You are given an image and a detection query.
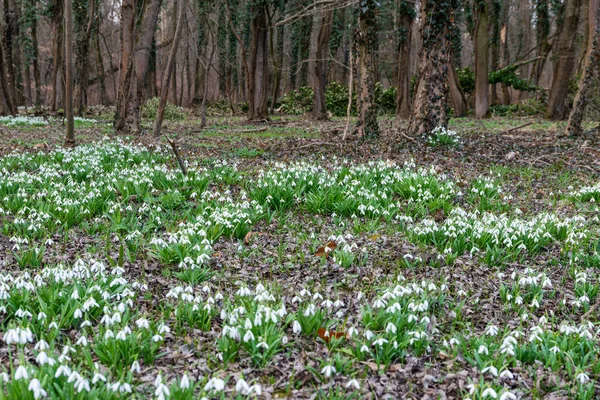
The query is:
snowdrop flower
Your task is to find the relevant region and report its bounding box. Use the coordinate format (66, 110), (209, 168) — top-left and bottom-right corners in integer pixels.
(55, 365), (71, 378)
(236, 379), (251, 395)
(130, 361), (140, 374)
(243, 331), (255, 342)
(346, 379), (360, 390)
(576, 372), (590, 384)
(482, 366), (498, 376)
(180, 374), (190, 389)
(204, 377), (225, 392)
(15, 366), (29, 381)
(28, 379), (47, 399)
(92, 372), (106, 384)
(154, 375), (170, 400)
(35, 351), (55, 366)
(499, 370), (514, 380)
(292, 320), (302, 334)
(477, 345), (489, 355)
(499, 392), (517, 400)
(481, 387), (498, 398)
(385, 322), (397, 334)
(35, 340), (49, 351)
(136, 318), (150, 329)
(321, 365), (336, 379)
(485, 325), (499, 336)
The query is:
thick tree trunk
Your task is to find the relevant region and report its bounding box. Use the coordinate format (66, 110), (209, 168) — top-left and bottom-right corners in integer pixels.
(565, 1), (600, 135)
(133, 0), (162, 123)
(0, 38), (16, 114)
(114, 0), (161, 133)
(65, 0), (75, 145)
(153, 0), (184, 137)
(114, 0), (136, 133)
(407, 0), (456, 137)
(546, 0), (583, 119)
(474, 0), (490, 119)
(395, 2), (414, 120)
(3, 0), (20, 107)
(312, 9), (334, 120)
(529, 0), (551, 86)
(353, 0), (379, 139)
(248, 5), (269, 121)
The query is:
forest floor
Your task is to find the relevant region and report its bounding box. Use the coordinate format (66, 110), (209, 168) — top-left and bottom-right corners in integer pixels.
(0, 114), (600, 400)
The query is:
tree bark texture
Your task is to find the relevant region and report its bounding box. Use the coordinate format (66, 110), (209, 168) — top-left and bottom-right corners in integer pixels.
(565, 2), (600, 135)
(475, 0), (490, 119)
(353, 0), (379, 139)
(407, 0), (456, 137)
(153, 0), (185, 137)
(312, 9), (334, 120)
(248, 5), (269, 121)
(395, 1), (414, 120)
(546, 0), (583, 119)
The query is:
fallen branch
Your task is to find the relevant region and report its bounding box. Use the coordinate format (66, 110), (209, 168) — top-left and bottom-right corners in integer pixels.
(500, 122), (534, 135)
(224, 126), (268, 134)
(166, 137), (187, 176)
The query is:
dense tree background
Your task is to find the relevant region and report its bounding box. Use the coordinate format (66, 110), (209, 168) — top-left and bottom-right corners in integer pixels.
(0, 0), (598, 136)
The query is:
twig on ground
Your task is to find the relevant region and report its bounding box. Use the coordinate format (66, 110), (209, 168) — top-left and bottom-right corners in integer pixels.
(500, 122), (534, 135)
(224, 126), (268, 134)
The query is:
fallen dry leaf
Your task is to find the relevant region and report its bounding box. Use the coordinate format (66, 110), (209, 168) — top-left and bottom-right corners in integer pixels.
(315, 241), (337, 257)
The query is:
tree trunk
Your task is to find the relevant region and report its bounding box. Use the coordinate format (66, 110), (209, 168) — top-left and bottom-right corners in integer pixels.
(169, 0), (178, 105)
(153, 0), (185, 137)
(546, 0), (583, 119)
(248, 5), (269, 121)
(200, 29), (216, 128)
(114, 0), (136, 133)
(474, 0), (490, 119)
(565, 1), (600, 135)
(133, 0), (162, 123)
(93, 10), (109, 106)
(114, 0), (162, 133)
(65, 0), (75, 145)
(529, 0), (551, 86)
(353, 0), (379, 139)
(270, 15), (284, 114)
(407, 0), (456, 137)
(50, 0), (64, 110)
(74, 0), (95, 115)
(312, 9), (334, 120)
(31, 7), (41, 107)
(500, 0), (511, 105)
(448, 55), (467, 117)
(0, 37), (16, 114)
(3, 0), (21, 107)
(490, 0), (501, 105)
(395, 1), (414, 120)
